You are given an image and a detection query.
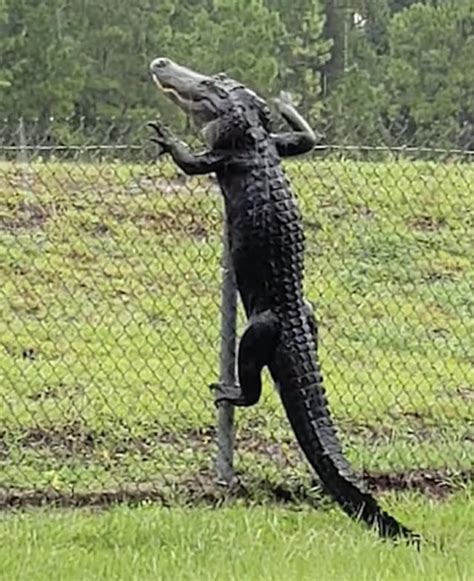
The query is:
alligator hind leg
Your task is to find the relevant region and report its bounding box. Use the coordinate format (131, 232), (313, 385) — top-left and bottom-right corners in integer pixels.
(214, 310), (279, 407)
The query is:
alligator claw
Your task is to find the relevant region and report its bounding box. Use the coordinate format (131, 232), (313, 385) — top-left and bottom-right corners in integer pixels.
(272, 90), (297, 112)
(147, 121), (175, 154)
(278, 90), (295, 105)
(209, 382), (246, 407)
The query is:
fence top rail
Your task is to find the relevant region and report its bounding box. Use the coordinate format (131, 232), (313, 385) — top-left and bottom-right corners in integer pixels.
(0, 144), (473, 157)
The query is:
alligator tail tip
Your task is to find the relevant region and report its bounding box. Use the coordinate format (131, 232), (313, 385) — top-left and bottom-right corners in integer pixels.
(374, 518), (423, 549)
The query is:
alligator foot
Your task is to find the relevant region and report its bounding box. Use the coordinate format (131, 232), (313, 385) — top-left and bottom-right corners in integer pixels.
(209, 382), (253, 407)
(148, 120), (176, 155)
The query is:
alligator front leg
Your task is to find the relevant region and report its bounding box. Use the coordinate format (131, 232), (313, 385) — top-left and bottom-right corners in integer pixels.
(213, 310), (279, 407)
(271, 91), (317, 157)
(149, 121), (226, 175)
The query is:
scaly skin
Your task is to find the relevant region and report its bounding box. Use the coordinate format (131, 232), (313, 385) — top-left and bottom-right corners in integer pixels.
(148, 58), (421, 545)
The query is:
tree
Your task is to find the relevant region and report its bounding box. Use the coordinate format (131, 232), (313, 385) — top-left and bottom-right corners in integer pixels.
(350, 0), (391, 53)
(385, 0), (473, 147)
(388, 0), (423, 12)
(321, 0), (390, 143)
(74, 0), (175, 121)
(0, 0), (471, 151)
(324, 68), (389, 145)
(170, 0), (283, 98)
(267, 0), (331, 115)
(322, 0), (351, 93)
(0, 0), (9, 89)
(0, 0), (85, 118)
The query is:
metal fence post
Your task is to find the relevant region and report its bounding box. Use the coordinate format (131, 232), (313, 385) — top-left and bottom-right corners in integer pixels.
(17, 117), (28, 164)
(17, 117), (30, 191)
(216, 218), (238, 484)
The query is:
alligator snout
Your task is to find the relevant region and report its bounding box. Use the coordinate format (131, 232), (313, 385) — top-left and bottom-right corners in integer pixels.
(149, 57), (225, 130)
(150, 58), (179, 92)
(150, 57), (171, 72)
(149, 58), (213, 96)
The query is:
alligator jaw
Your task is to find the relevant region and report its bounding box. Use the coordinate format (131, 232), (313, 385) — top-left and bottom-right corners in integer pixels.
(149, 58), (219, 129)
(152, 73), (188, 105)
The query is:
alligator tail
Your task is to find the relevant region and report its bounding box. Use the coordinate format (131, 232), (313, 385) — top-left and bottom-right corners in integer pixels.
(279, 365), (422, 545)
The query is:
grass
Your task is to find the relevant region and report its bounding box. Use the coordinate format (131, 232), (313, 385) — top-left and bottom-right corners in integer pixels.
(0, 488), (473, 580)
(0, 156), (473, 496)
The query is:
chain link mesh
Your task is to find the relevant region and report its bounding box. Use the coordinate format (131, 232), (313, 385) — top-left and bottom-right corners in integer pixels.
(0, 118), (472, 506)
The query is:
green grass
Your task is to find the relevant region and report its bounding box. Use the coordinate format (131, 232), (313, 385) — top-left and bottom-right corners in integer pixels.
(0, 157), (473, 495)
(0, 488), (473, 580)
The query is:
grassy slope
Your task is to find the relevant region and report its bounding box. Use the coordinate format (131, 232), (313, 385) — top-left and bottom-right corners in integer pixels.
(0, 158), (473, 493)
(0, 489), (473, 581)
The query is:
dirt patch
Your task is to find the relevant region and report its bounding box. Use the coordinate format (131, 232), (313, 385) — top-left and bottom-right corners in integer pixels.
(364, 468), (473, 499)
(126, 176), (188, 196)
(0, 487), (169, 511)
(351, 203), (375, 219)
(135, 210), (210, 240)
(316, 202), (375, 223)
(2, 416), (470, 465)
(0, 201), (49, 231)
(302, 218), (323, 232)
(423, 269), (462, 283)
(410, 214), (447, 232)
(0, 473), (324, 511)
(106, 205), (213, 240)
(1, 419), (471, 510)
(3, 424), (99, 460)
(126, 175), (219, 197)
(436, 386), (474, 402)
(0, 467), (471, 511)
(0, 423), (216, 464)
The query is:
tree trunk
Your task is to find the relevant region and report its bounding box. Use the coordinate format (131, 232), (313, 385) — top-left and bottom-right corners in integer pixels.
(323, 0), (350, 94)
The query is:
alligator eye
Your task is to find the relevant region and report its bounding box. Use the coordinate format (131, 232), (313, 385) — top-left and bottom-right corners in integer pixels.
(201, 79), (214, 87)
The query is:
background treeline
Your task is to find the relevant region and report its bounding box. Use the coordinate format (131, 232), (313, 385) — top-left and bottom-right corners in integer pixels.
(0, 0), (472, 148)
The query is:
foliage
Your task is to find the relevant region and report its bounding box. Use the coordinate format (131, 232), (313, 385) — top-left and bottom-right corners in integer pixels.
(73, 0), (176, 122)
(385, 0), (474, 148)
(267, 0), (331, 114)
(0, 0), (85, 118)
(323, 0), (473, 147)
(170, 0), (283, 96)
(0, 0), (472, 148)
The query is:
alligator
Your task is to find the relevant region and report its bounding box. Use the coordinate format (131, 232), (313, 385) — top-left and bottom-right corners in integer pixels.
(148, 57), (421, 545)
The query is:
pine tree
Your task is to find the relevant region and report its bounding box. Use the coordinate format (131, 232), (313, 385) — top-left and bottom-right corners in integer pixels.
(74, 0), (175, 121)
(0, 0), (85, 118)
(386, 0), (473, 147)
(267, 0), (331, 115)
(171, 0), (283, 97)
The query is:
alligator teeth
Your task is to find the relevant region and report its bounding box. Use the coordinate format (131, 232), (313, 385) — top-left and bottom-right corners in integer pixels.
(152, 74), (177, 96)
(152, 74), (162, 89)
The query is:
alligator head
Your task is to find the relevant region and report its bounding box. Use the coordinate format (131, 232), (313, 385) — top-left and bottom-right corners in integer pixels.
(150, 58), (271, 147)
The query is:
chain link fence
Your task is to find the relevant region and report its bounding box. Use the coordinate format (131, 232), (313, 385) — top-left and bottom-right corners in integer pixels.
(0, 118), (473, 507)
